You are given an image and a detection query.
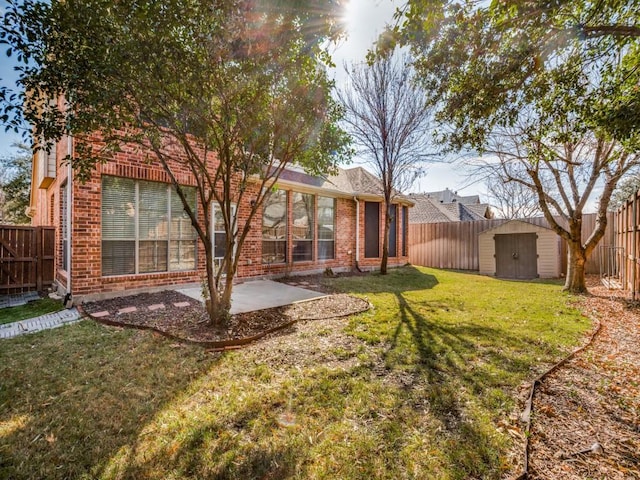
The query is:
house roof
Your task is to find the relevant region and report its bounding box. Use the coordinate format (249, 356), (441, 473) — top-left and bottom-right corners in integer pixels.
(277, 166), (413, 205)
(409, 194), (491, 223)
(322, 167), (384, 196)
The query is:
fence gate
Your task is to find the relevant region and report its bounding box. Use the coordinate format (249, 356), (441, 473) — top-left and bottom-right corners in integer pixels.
(0, 226), (55, 294)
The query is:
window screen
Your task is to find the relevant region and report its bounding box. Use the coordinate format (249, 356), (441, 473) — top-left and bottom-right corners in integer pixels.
(101, 176), (197, 276)
(102, 177), (136, 275)
(317, 196), (335, 260)
(292, 192), (314, 262)
(170, 188), (197, 271)
(262, 189), (287, 264)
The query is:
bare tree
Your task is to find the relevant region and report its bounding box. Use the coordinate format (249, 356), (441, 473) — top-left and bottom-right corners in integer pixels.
(338, 53), (433, 274)
(609, 174), (640, 211)
(483, 120), (640, 293)
(485, 170), (542, 219)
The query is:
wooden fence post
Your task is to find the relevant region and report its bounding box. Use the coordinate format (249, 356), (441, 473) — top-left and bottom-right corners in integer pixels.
(36, 226), (43, 291)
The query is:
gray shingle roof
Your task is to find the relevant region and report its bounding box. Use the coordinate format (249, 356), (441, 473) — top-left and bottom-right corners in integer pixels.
(415, 188), (480, 205)
(409, 194), (491, 224)
(321, 166), (385, 196)
(277, 165), (412, 204)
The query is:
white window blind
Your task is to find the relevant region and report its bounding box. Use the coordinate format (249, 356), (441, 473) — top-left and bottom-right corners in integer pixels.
(102, 177), (136, 275)
(101, 176), (197, 276)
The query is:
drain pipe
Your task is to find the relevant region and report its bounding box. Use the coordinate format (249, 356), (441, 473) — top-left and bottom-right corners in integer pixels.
(354, 196), (362, 272)
(65, 133), (73, 307)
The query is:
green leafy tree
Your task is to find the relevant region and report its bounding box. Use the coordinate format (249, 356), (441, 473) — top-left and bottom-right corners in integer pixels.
(0, 0), (350, 324)
(0, 144), (31, 225)
(391, 0), (640, 292)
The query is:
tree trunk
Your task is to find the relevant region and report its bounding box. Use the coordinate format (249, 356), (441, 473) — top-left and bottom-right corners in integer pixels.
(380, 201), (390, 275)
(564, 242), (588, 293)
(204, 249), (231, 327)
(221, 268), (234, 314)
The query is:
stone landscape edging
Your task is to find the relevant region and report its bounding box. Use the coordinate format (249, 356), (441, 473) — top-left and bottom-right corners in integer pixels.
(79, 296), (371, 351)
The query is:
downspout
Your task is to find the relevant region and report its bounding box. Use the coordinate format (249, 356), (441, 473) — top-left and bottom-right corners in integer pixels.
(65, 134), (73, 307)
(354, 196), (362, 272)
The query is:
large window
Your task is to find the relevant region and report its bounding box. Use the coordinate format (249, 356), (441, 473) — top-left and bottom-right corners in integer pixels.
(317, 196), (335, 260)
(292, 192), (314, 262)
(262, 189), (287, 264)
(101, 176), (197, 276)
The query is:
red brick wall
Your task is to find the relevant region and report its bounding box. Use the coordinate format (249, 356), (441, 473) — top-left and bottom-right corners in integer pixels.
(33, 134), (409, 299)
(355, 200), (409, 271)
(30, 133), (72, 289)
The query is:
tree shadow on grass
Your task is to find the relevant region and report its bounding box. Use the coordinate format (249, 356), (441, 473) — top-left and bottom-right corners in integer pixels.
(0, 322), (222, 480)
(382, 292), (538, 479)
(327, 265), (439, 295)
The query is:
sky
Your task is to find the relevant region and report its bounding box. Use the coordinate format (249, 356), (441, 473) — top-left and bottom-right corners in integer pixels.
(0, 0), (483, 200)
(0, 1), (26, 157)
(329, 0), (482, 198)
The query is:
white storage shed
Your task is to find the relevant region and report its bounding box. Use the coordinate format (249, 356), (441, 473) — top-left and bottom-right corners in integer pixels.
(478, 220), (561, 279)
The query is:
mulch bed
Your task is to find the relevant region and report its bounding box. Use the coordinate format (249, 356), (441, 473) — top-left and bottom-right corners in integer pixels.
(511, 277), (640, 479)
(82, 290), (370, 348)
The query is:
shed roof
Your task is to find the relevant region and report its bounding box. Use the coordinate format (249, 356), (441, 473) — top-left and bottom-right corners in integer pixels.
(478, 219), (556, 236)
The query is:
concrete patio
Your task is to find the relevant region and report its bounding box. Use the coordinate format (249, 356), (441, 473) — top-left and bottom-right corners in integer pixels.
(178, 279), (326, 314)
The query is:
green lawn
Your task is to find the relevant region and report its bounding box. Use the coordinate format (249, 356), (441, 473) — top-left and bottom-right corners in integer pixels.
(0, 267), (591, 479)
(0, 297), (64, 325)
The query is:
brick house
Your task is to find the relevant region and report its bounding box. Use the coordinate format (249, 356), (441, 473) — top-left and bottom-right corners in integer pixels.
(28, 135), (412, 303)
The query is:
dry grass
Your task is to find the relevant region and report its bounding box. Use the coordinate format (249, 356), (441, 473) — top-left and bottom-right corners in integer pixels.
(0, 266), (592, 479)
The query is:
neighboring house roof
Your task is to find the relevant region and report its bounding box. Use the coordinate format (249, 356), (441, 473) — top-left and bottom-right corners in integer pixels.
(409, 193), (491, 224)
(465, 203), (492, 218)
(420, 188), (481, 205)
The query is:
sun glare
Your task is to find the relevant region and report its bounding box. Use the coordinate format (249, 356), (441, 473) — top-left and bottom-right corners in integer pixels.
(341, 0), (358, 37)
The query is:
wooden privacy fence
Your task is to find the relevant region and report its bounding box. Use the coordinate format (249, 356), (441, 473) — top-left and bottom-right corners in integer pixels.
(616, 192), (640, 298)
(0, 225), (55, 294)
(409, 213), (615, 276)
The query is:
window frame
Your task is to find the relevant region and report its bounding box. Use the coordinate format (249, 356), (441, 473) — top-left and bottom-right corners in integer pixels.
(101, 176), (197, 277)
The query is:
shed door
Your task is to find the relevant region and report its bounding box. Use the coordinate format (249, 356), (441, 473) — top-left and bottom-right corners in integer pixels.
(495, 233), (538, 279)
